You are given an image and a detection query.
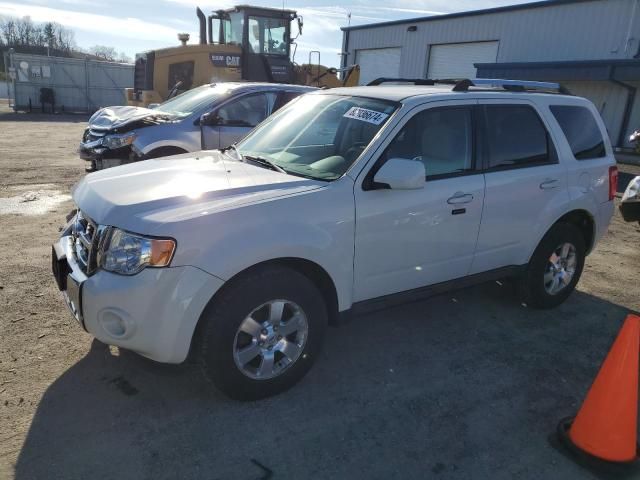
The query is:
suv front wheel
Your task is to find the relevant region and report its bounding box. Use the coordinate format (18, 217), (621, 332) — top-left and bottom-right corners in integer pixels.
(520, 223), (586, 309)
(198, 265), (328, 400)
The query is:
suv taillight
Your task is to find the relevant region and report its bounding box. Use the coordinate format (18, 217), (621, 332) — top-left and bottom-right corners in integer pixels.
(609, 166), (618, 201)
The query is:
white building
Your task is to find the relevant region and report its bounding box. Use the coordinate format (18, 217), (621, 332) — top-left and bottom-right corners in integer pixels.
(341, 0), (640, 148)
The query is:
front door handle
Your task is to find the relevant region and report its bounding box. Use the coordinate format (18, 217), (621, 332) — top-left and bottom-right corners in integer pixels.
(447, 192), (474, 205)
(540, 179), (559, 190)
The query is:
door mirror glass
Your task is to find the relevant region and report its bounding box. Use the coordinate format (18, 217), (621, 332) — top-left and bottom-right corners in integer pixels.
(373, 158), (425, 190)
(147, 103), (160, 110)
(200, 111), (220, 126)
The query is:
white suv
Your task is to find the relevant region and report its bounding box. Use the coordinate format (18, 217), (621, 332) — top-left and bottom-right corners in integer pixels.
(52, 79), (617, 400)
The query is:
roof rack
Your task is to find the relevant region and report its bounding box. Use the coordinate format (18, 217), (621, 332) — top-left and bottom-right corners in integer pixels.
(367, 78), (453, 86)
(367, 77), (572, 95)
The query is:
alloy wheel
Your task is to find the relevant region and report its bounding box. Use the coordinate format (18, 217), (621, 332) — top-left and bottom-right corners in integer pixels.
(233, 299), (309, 380)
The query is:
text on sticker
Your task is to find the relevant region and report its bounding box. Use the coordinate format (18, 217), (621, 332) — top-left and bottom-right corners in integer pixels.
(343, 107), (389, 125)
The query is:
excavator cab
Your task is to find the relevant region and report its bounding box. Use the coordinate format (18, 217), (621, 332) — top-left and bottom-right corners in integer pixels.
(202, 5), (300, 83)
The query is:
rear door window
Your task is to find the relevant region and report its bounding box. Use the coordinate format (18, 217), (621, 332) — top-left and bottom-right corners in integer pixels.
(550, 105), (606, 159)
(482, 105), (553, 170)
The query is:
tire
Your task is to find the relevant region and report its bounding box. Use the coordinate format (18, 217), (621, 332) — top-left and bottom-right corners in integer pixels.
(520, 222), (586, 309)
(198, 265), (328, 401)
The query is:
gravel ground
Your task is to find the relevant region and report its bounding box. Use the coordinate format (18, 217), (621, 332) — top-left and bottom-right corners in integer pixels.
(0, 104), (639, 480)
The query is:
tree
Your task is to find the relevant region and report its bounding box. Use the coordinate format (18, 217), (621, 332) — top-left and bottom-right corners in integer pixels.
(56, 23), (75, 52)
(0, 16), (75, 52)
(89, 45), (117, 61)
(0, 17), (18, 46)
(43, 22), (56, 50)
(116, 51), (132, 63)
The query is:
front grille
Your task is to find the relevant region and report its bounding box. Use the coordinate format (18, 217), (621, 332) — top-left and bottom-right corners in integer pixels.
(71, 211), (105, 275)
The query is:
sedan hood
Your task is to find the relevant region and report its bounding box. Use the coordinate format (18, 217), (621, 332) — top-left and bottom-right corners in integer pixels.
(89, 105), (175, 131)
(73, 151), (324, 234)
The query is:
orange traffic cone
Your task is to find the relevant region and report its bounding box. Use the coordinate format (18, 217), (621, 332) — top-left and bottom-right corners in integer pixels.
(558, 314), (640, 464)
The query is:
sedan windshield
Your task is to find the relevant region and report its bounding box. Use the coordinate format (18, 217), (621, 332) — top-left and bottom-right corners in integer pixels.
(236, 94), (398, 180)
(157, 84), (228, 118)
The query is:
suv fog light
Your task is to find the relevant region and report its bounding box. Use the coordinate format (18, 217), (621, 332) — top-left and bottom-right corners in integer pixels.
(99, 309), (132, 339)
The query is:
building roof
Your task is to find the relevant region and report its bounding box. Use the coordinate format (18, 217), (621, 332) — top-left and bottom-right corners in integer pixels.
(341, 0), (602, 32)
(475, 59), (640, 81)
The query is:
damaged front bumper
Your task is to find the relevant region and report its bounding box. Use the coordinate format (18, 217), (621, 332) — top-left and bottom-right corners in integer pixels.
(78, 140), (140, 170)
(79, 127), (142, 169)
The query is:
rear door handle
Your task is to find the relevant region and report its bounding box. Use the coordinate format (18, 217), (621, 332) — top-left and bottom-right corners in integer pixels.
(447, 192), (474, 205)
(540, 179), (559, 190)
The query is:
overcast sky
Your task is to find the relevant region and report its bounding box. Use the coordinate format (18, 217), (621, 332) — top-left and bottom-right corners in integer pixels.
(1, 0), (535, 66)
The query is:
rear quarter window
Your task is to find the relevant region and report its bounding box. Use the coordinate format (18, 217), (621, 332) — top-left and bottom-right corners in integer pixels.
(550, 105), (606, 160)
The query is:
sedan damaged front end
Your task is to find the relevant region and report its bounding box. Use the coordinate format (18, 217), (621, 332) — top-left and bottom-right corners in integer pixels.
(79, 106), (175, 170)
(79, 128), (140, 170)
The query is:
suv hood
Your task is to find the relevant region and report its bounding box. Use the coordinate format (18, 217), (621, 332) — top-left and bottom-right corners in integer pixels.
(88, 105), (176, 132)
(73, 151), (324, 233)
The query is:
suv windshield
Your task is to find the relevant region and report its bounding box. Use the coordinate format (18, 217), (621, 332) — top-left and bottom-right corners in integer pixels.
(157, 85), (228, 118)
(236, 94), (398, 180)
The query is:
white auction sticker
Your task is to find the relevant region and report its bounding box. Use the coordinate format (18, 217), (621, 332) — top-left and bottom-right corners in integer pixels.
(343, 107), (389, 125)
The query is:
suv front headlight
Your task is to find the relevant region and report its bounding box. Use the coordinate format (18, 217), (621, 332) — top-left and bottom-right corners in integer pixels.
(103, 132), (136, 150)
(99, 228), (176, 275)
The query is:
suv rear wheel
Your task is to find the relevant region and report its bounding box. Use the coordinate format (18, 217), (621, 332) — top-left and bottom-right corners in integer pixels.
(198, 265), (327, 400)
(520, 223), (586, 309)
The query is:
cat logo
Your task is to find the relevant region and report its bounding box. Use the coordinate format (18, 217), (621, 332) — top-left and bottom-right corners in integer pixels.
(210, 54), (241, 68)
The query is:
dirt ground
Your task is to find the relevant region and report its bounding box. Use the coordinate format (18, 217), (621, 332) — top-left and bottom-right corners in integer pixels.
(0, 102), (639, 480)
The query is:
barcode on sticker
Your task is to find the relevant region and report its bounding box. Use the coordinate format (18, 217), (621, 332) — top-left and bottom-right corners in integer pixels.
(343, 107), (389, 125)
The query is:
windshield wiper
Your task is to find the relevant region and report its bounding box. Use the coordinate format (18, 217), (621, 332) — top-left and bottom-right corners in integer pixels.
(243, 154), (287, 174)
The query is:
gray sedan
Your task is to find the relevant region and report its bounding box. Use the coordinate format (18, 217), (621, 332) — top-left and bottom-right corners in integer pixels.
(79, 82), (316, 170)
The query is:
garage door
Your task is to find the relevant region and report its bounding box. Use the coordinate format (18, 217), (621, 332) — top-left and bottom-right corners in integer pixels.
(356, 48), (401, 85)
(427, 41), (499, 80)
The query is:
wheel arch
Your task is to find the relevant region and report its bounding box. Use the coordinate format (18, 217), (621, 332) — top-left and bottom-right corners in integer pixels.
(145, 145), (189, 159)
(187, 257), (340, 362)
(529, 209), (596, 262)
(554, 209), (596, 253)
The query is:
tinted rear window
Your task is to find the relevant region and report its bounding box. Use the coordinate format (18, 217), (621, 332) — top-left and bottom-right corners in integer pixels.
(483, 105), (551, 169)
(550, 105), (606, 160)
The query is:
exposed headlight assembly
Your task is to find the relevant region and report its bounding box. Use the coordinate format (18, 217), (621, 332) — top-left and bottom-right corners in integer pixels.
(622, 176), (640, 203)
(103, 132), (136, 150)
(99, 228), (176, 275)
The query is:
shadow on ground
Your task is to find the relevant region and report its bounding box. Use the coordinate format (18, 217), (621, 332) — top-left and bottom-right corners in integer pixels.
(13, 284), (637, 480)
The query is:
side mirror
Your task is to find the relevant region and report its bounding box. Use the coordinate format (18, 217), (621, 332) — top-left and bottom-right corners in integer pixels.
(373, 158), (425, 190)
(147, 103), (160, 109)
(199, 111), (219, 126)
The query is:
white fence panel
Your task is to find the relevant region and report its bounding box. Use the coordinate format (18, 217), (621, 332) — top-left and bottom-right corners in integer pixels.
(7, 52), (133, 112)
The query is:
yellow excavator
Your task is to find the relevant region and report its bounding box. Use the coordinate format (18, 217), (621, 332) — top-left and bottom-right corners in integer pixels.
(126, 5), (360, 107)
